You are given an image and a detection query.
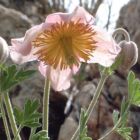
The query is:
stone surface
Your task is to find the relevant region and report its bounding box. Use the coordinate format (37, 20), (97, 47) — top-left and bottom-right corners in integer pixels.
(116, 0), (140, 65)
(0, 5), (32, 43)
(0, 0), (66, 24)
(58, 117), (78, 140)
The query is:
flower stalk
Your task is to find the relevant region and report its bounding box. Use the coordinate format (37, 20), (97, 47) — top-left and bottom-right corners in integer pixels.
(42, 77), (51, 138)
(71, 68), (109, 140)
(3, 92), (21, 140)
(0, 95), (11, 140)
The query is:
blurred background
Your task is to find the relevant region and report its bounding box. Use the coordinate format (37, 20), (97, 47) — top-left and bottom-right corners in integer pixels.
(0, 0), (140, 140)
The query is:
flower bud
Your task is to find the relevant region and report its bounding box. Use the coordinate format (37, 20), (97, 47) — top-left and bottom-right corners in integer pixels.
(118, 40), (138, 70)
(0, 37), (9, 64)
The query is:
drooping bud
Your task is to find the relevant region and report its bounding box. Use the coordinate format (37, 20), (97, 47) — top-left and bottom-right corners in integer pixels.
(118, 40), (138, 70)
(0, 37), (9, 64)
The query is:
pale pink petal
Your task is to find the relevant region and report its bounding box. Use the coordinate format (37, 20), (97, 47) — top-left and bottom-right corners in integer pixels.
(88, 27), (121, 67)
(43, 13), (70, 30)
(10, 47), (37, 64)
(38, 62), (80, 91)
(44, 6), (94, 27)
(38, 62), (48, 77)
(72, 64), (81, 74)
(45, 12), (70, 24)
(49, 68), (72, 91)
(11, 23), (44, 56)
(69, 6), (95, 24)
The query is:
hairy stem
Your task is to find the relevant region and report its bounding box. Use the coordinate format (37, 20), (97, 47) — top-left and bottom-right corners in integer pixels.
(3, 92), (21, 140)
(0, 95), (11, 140)
(42, 77), (51, 138)
(71, 68), (109, 140)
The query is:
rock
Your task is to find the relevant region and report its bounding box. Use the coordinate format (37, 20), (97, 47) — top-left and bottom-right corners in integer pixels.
(58, 117), (78, 140)
(0, 0), (66, 24)
(116, 0), (140, 65)
(74, 82), (96, 109)
(107, 75), (127, 98)
(0, 5), (32, 43)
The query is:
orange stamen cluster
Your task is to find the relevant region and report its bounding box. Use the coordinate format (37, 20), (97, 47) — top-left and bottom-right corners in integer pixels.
(33, 21), (96, 69)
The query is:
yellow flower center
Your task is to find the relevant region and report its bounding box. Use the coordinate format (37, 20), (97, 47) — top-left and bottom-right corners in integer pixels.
(33, 21), (96, 69)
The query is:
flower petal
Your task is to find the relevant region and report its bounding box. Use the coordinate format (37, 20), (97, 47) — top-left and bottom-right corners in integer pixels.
(88, 27), (121, 67)
(45, 12), (70, 24)
(38, 62), (80, 91)
(11, 23), (44, 56)
(10, 46), (37, 64)
(70, 6), (95, 24)
(44, 6), (95, 26)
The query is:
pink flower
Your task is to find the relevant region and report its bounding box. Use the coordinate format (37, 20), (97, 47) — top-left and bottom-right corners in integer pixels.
(10, 7), (121, 91)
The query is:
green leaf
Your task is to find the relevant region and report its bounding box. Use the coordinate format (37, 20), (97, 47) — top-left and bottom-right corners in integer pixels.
(110, 54), (123, 71)
(127, 71), (135, 95)
(0, 64), (36, 91)
(78, 108), (92, 140)
(14, 107), (24, 124)
(15, 69), (36, 82)
(30, 130), (49, 140)
(14, 99), (41, 128)
(120, 98), (129, 117)
(127, 71), (140, 106)
(131, 79), (140, 106)
(24, 122), (41, 128)
(116, 127), (133, 140)
(112, 110), (119, 125)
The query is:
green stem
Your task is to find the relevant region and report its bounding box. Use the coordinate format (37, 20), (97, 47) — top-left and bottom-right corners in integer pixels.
(0, 95), (11, 140)
(71, 68), (109, 140)
(29, 127), (37, 140)
(3, 92), (21, 140)
(42, 77), (51, 137)
(14, 125), (22, 140)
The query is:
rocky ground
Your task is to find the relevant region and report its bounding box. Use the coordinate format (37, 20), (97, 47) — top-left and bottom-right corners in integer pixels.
(0, 0), (140, 140)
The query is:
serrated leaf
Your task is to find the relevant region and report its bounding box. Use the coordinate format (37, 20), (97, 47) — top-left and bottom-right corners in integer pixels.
(24, 99), (32, 116)
(14, 107), (24, 124)
(116, 127), (133, 140)
(30, 130), (49, 140)
(24, 122), (41, 128)
(83, 138), (92, 140)
(127, 71), (135, 94)
(78, 108), (92, 140)
(127, 71), (140, 106)
(29, 113), (42, 120)
(120, 98), (129, 117)
(131, 79), (140, 106)
(31, 100), (40, 113)
(14, 99), (41, 128)
(15, 70), (36, 79)
(0, 64), (36, 91)
(112, 110), (119, 125)
(110, 54), (123, 71)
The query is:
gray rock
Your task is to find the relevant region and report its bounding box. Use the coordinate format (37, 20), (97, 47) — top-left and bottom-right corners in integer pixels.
(58, 117), (78, 140)
(116, 0), (140, 65)
(75, 82), (96, 109)
(107, 75), (127, 98)
(0, 5), (32, 43)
